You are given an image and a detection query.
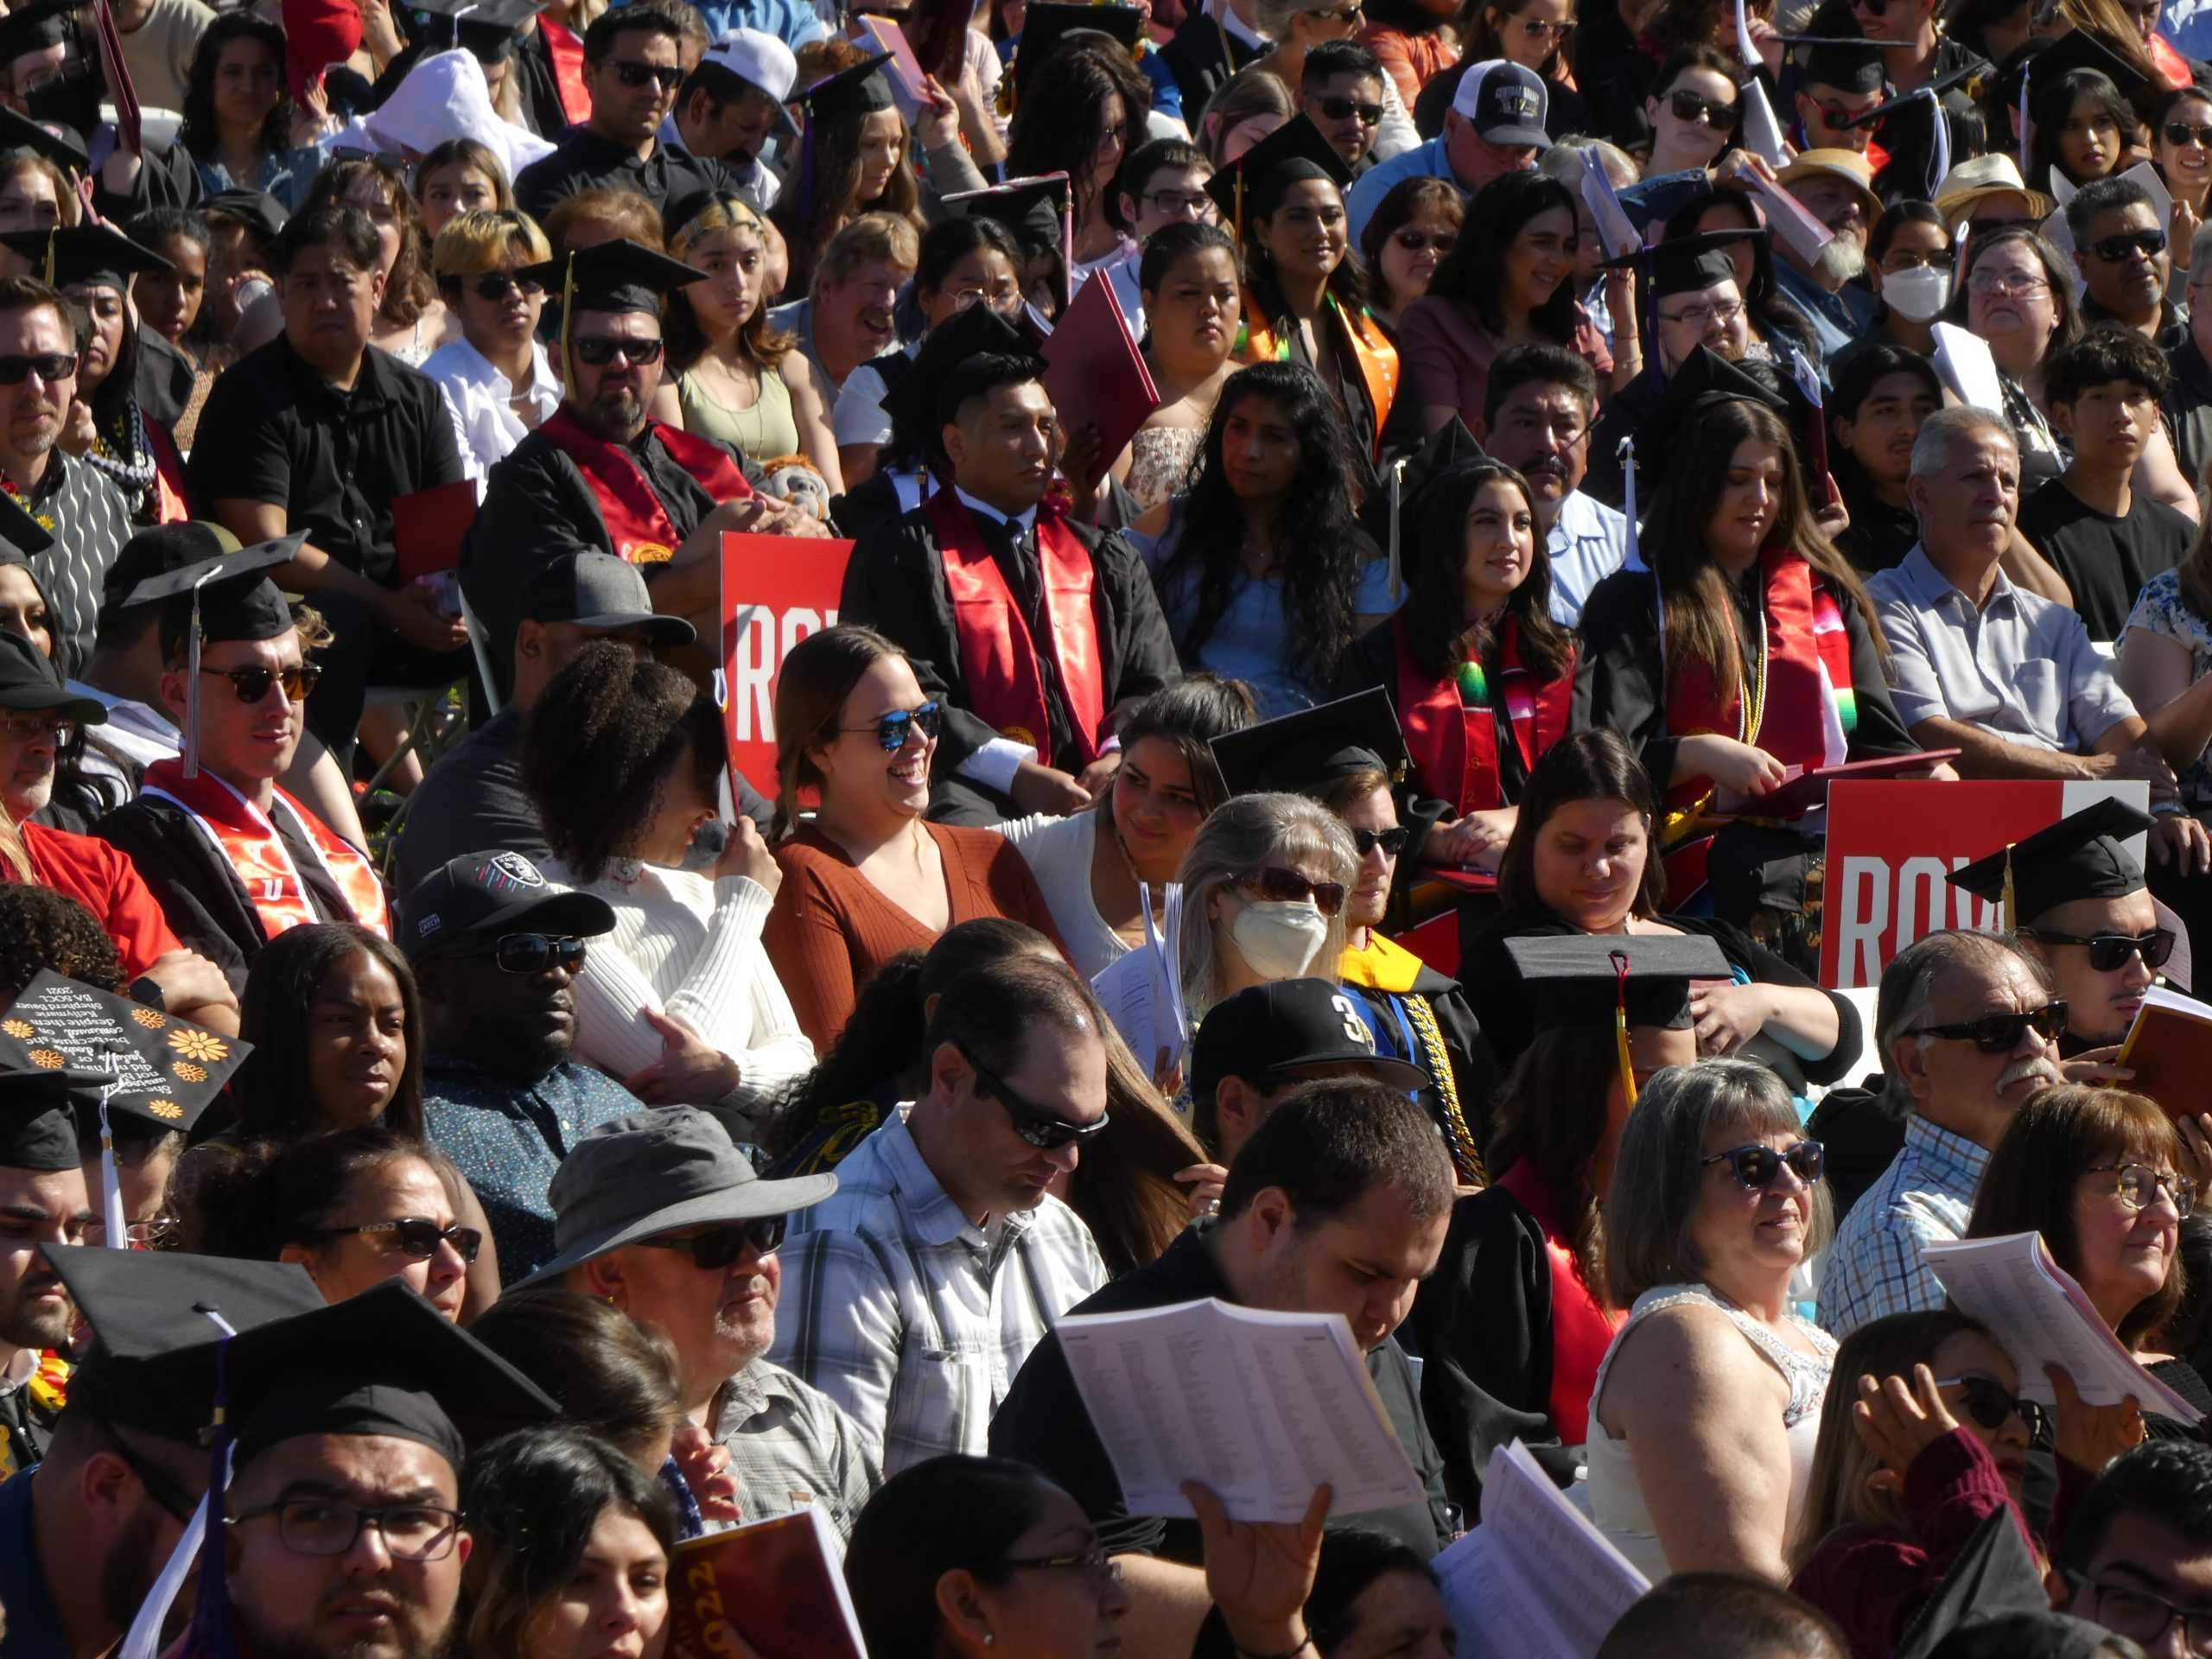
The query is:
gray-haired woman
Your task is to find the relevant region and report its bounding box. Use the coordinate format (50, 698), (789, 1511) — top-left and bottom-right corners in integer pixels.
(1586, 1059), (1838, 1585)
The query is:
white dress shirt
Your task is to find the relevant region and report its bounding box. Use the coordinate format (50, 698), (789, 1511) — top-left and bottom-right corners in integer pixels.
(423, 334), (563, 490)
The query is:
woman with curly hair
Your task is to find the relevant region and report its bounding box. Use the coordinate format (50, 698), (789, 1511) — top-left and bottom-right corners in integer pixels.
(179, 13), (328, 210)
(522, 641), (813, 1117)
(666, 194), (842, 489)
(0, 883), (124, 1001)
(299, 156), (448, 365)
(1147, 361), (1392, 717)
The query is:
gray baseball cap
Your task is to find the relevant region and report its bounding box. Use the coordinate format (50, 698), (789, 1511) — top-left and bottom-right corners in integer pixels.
(519, 552), (696, 645)
(520, 1107), (837, 1286)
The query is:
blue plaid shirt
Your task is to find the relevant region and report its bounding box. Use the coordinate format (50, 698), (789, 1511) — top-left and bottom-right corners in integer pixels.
(1818, 1116), (1990, 1338)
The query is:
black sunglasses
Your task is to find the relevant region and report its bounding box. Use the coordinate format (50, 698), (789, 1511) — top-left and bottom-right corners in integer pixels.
(198, 663), (320, 703)
(840, 701), (942, 753)
(2020, 926), (2177, 973)
(1391, 229), (1453, 253)
(458, 270), (545, 302)
(1703, 1139), (1825, 1189)
(2168, 120), (2212, 147)
(611, 59), (683, 91)
(1351, 825), (1412, 858)
(1233, 865), (1348, 917)
(1817, 103), (1885, 134)
(1315, 94), (1383, 124)
(0, 350), (74, 384)
(467, 932), (588, 974)
(572, 334), (665, 366)
(635, 1217), (786, 1268)
(960, 1044), (1109, 1151)
(1934, 1374), (2049, 1441)
(2088, 227), (2167, 262)
(1669, 88), (1738, 124)
(1913, 1001), (2069, 1053)
(315, 1217), (484, 1263)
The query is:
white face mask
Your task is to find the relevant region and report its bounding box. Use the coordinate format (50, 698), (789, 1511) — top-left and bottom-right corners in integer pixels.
(1229, 900), (1331, 980)
(1883, 264), (1951, 321)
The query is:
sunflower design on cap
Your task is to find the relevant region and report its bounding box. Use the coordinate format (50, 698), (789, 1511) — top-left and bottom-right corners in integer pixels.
(27, 1049), (62, 1069)
(130, 1007), (167, 1029)
(148, 1100), (183, 1121)
(167, 1029), (228, 1065)
(172, 1061), (207, 1084)
(0, 1020), (31, 1040)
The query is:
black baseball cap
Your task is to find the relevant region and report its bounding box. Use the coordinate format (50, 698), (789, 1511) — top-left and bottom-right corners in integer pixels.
(519, 552), (696, 645)
(1452, 59), (1550, 149)
(0, 627), (102, 721)
(1191, 977), (1427, 1103)
(398, 849), (617, 963)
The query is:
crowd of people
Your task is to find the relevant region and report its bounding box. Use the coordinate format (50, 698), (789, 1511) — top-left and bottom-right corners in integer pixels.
(3, 0), (2212, 1650)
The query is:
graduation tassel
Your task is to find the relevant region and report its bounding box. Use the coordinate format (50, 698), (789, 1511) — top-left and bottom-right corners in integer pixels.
(2017, 61), (2031, 178)
(1618, 432), (1638, 573)
(121, 1305), (239, 1659)
(1917, 86), (1950, 202)
(96, 1052), (124, 1251)
(1386, 458), (1406, 605)
(558, 249), (577, 404)
(1999, 842), (2017, 934)
(1611, 948), (1637, 1106)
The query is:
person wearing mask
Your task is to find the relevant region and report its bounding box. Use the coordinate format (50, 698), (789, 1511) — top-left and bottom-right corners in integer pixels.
(1863, 201), (1952, 357)
(1769, 149), (1883, 367)
(668, 28), (799, 211)
(1817, 930), (2066, 1337)
(770, 957), (1111, 1475)
(1345, 59), (1550, 244)
(1828, 345), (1942, 575)
(2059, 1440), (2212, 1651)
(528, 1107), (881, 1540)
(1469, 344), (1625, 626)
(421, 207), (561, 485)
(1114, 221), (1241, 513)
(765, 211), (918, 397)
(2070, 175), (2186, 346)
(992, 1078), (1456, 1657)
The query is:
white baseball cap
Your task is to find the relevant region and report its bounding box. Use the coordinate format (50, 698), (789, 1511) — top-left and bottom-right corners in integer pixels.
(702, 28), (800, 135)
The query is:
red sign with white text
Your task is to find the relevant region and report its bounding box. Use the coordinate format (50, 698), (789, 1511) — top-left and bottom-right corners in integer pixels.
(1818, 779), (2151, 988)
(720, 532), (854, 802)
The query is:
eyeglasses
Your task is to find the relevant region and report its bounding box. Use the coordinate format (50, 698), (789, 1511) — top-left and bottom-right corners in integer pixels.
(1232, 865), (1347, 917)
(1702, 1139), (1825, 1190)
(1391, 229), (1454, 253)
(313, 1217), (484, 1263)
(572, 334), (665, 366)
(2065, 1574), (2212, 1655)
(2087, 227), (2168, 262)
(840, 700), (941, 753)
(1932, 1374), (2050, 1442)
(1657, 296), (1745, 329)
(959, 1043), (1110, 1151)
(231, 1498), (464, 1561)
(1142, 189), (1216, 216)
(1814, 104), (1884, 134)
(1351, 825), (1411, 858)
(0, 351), (75, 384)
(1315, 94), (1383, 124)
(2167, 121), (2212, 147)
(1911, 1001), (2069, 1053)
(2019, 926), (2177, 973)
(610, 59), (683, 91)
(0, 709), (72, 741)
(997, 1550), (1125, 1596)
(198, 664), (320, 703)
(1967, 270), (2051, 297)
(634, 1216), (787, 1268)
(461, 270), (545, 302)
(2087, 1161), (2199, 1219)
(1669, 88), (1738, 125)
(467, 932), (588, 974)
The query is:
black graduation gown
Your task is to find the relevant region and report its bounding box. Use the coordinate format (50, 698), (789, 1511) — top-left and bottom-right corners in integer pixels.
(837, 499), (1181, 791)
(1159, 10), (1262, 125)
(96, 793), (353, 991)
(1580, 365), (1663, 511)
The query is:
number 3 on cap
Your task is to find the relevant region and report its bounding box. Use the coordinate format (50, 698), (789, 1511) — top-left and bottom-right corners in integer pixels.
(1331, 994), (1373, 1048)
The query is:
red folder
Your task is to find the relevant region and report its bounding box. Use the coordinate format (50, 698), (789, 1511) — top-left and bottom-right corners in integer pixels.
(1753, 748), (1964, 819)
(664, 1508), (865, 1659)
(92, 0), (140, 155)
(1041, 272), (1160, 469)
(392, 480), (480, 583)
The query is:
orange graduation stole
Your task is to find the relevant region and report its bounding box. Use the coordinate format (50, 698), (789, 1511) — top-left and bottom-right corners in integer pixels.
(143, 760), (390, 941)
(542, 408), (753, 564)
(1495, 1159), (1621, 1446)
(1395, 611), (1573, 817)
(925, 489), (1109, 765)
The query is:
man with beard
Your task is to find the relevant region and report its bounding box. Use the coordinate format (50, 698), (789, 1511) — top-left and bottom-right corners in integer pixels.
(1769, 149), (1882, 368)
(461, 238), (818, 676)
(1818, 930), (2066, 1337)
(666, 29), (798, 213)
(1470, 344), (1627, 629)
(2069, 175), (2185, 349)
(0, 1066), (97, 1478)
(529, 1107), (880, 1539)
(404, 849), (639, 1283)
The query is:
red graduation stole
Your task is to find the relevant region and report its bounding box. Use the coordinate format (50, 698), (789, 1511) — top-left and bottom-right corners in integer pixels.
(1662, 546), (1853, 812)
(925, 489), (1108, 766)
(536, 13), (592, 125)
(142, 760), (390, 941)
(1394, 610), (1573, 817)
(541, 408), (753, 564)
(1495, 1159), (1621, 1446)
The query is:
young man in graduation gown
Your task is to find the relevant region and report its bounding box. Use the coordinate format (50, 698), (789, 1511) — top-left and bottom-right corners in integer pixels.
(94, 543), (390, 992)
(838, 307), (1179, 824)
(461, 237), (819, 673)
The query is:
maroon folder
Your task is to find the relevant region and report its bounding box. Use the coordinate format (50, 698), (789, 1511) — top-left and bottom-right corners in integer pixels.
(1041, 272), (1160, 469)
(392, 480), (480, 583)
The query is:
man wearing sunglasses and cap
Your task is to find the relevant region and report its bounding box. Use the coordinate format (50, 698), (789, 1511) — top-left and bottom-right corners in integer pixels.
(528, 1107), (880, 1540)
(770, 956), (1109, 1478)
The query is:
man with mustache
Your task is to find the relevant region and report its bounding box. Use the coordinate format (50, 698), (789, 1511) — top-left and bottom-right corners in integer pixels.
(1819, 929), (2066, 1336)
(1471, 342), (1626, 628)
(1769, 149), (1882, 368)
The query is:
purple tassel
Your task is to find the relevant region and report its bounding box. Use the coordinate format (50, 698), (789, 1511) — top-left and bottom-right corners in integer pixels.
(185, 1309), (238, 1659)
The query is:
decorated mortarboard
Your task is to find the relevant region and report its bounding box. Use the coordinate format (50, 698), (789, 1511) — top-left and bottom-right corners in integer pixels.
(2026, 23), (2154, 105)
(0, 221), (168, 289)
(791, 49), (895, 119)
(1204, 114), (1354, 239)
(1209, 688), (1408, 798)
(0, 0), (78, 64)
(397, 0), (548, 60)
(1504, 930), (1733, 1103)
(0, 103), (84, 173)
(1892, 1508), (2056, 1659)
(201, 188), (288, 244)
(881, 300), (1041, 465)
(1946, 795), (2154, 929)
(1014, 2), (1143, 103)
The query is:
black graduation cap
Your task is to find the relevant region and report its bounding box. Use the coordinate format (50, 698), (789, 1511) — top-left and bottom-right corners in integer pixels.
(882, 300), (1041, 465)
(398, 0), (546, 61)
(1785, 33), (1891, 95)
(1209, 688), (1407, 798)
(1893, 1507), (2056, 1659)
(1014, 2), (1143, 103)
(1361, 415), (1485, 567)
(0, 104), (84, 174)
(1205, 114), (1353, 238)
(1505, 931), (1732, 1103)
(0, 1065), (102, 1170)
(0, 222), (168, 291)
(100, 520), (238, 620)
(791, 50), (895, 120)
(518, 236), (702, 319)
(120, 533), (305, 777)
(0, 625), (100, 719)
(1627, 226), (1768, 298)
(951, 173), (1072, 264)
(1638, 345), (1791, 474)
(201, 188), (288, 245)
(1946, 796), (2153, 929)
(1848, 60), (1984, 130)
(0, 0), (77, 65)
(0, 969), (251, 1141)
(2027, 24), (2154, 106)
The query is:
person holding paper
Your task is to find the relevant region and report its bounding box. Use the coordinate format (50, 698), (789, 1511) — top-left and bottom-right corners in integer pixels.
(1586, 1059), (1839, 1584)
(1768, 149), (1884, 367)
(989, 1078), (1456, 1656)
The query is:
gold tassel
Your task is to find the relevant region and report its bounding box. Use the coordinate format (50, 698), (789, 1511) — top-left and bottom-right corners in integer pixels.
(1611, 949), (1637, 1107)
(2000, 842), (2017, 934)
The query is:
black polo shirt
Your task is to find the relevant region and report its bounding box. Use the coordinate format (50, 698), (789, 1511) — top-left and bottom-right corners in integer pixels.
(513, 129), (741, 224)
(186, 335), (466, 588)
(988, 1224), (1455, 1561)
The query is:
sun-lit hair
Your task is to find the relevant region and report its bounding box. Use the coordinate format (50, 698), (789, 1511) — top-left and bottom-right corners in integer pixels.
(430, 208), (551, 281)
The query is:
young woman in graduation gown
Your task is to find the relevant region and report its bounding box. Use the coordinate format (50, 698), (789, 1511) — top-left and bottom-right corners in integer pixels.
(1338, 457), (1573, 879)
(1573, 359), (1925, 958)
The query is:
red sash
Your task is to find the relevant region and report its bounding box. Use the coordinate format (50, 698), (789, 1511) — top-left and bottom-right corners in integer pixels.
(541, 408), (753, 564)
(1394, 612), (1573, 817)
(148, 420), (189, 524)
(1662, 547), (1853, 812)
(537, 14), (592, 125)
(141, 760), (390, 942)
(925, 490), (1109, 765)
(1496, 1159), (1620, 1446)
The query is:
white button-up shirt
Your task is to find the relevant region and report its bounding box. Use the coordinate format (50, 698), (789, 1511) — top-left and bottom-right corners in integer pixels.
(422, 334), (563, 491)
(1545, 489), (1629, 629)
